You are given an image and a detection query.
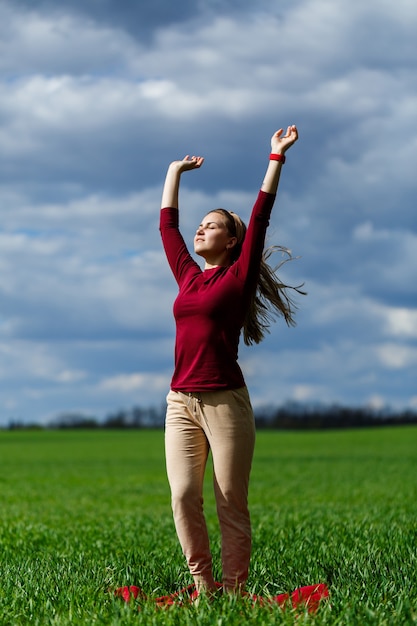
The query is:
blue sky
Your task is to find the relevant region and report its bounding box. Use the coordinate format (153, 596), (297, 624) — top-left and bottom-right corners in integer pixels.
(0, 0), (416, 425)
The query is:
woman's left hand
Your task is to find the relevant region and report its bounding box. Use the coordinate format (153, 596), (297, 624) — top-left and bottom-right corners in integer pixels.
(271, 125), (298, 154)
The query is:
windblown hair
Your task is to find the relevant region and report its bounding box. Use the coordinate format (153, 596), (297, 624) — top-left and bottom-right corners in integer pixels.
(211, 208), (306, 346)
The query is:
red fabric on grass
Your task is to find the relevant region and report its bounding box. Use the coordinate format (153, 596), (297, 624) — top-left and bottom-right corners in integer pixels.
(114, 581), (329, 613)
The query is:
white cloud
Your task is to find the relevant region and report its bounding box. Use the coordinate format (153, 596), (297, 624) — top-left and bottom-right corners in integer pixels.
(384, 309), (417, 338)
(292, 384), (322, 403)
(366, 395), (386, 411)
(98, 372), (169, 393)
(0, 339), (87, 383)
(377, 343), (417, 369)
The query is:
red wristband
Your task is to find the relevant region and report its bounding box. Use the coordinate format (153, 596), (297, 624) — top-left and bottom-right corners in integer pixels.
(269, 153), (286, 163)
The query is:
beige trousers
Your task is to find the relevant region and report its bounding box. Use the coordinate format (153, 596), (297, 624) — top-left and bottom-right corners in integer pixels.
(165, 387), (255, 591)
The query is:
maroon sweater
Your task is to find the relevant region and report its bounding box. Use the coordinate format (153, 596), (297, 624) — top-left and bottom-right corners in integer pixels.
(160, 190), (276, 391)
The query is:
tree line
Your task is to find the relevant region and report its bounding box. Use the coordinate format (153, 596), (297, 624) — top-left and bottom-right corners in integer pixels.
(5, 402), (417, 430)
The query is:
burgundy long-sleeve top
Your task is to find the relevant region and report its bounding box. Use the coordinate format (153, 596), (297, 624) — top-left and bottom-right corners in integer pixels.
(160, 190), (276, 391)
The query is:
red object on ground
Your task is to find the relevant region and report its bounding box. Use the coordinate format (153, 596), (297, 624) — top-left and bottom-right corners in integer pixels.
(115, 585), (144, 603)
(114, 581), (329, 613)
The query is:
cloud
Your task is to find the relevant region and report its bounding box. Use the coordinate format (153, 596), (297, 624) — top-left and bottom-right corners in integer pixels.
(98, 372), (169, 394)
(384, 309), (417, 339)
(0, 3), (137, 76)
(0, 0), (416, 423)
(377, 343), (417, 370)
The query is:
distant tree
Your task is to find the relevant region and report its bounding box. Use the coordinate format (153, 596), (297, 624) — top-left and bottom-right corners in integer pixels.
(104, 410), (129, 428)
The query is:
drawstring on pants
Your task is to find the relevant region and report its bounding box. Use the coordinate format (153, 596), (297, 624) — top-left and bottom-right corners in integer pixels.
(187, 392), (202, 409)
(186, 392), (211, 434)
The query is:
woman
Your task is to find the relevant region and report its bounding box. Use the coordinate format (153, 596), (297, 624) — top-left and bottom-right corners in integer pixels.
(160, 125), (299, 598)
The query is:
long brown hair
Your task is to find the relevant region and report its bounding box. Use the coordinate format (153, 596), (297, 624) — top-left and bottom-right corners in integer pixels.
(211, 208), (306, 346)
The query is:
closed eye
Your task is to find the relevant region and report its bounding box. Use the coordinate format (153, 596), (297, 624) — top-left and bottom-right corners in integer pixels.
(199, 221), (221, 229)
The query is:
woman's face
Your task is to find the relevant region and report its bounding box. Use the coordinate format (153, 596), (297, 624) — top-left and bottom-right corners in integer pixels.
(194, 212), (236, 260)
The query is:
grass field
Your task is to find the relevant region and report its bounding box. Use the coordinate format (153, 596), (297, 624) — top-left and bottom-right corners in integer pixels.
(0, 426), (416, 625)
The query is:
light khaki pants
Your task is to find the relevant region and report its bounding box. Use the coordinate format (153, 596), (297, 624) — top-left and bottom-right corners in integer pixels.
(165, 387), (255, 591)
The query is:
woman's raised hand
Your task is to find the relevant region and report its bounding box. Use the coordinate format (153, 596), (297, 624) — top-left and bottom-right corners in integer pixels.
(171, 155), (205, 172)
(161, 156), (204, 209)
(271, 125), (298, 154)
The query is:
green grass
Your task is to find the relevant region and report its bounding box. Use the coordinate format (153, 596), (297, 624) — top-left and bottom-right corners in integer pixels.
(0, 427), (416, 625)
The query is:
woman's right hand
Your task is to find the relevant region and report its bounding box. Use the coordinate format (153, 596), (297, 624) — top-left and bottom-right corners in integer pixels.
(161, 156), (204, 209)
(169, 155), (205, 173)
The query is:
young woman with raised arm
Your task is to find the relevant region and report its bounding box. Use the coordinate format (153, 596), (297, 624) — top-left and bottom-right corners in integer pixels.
(159, 125), (299, 598)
